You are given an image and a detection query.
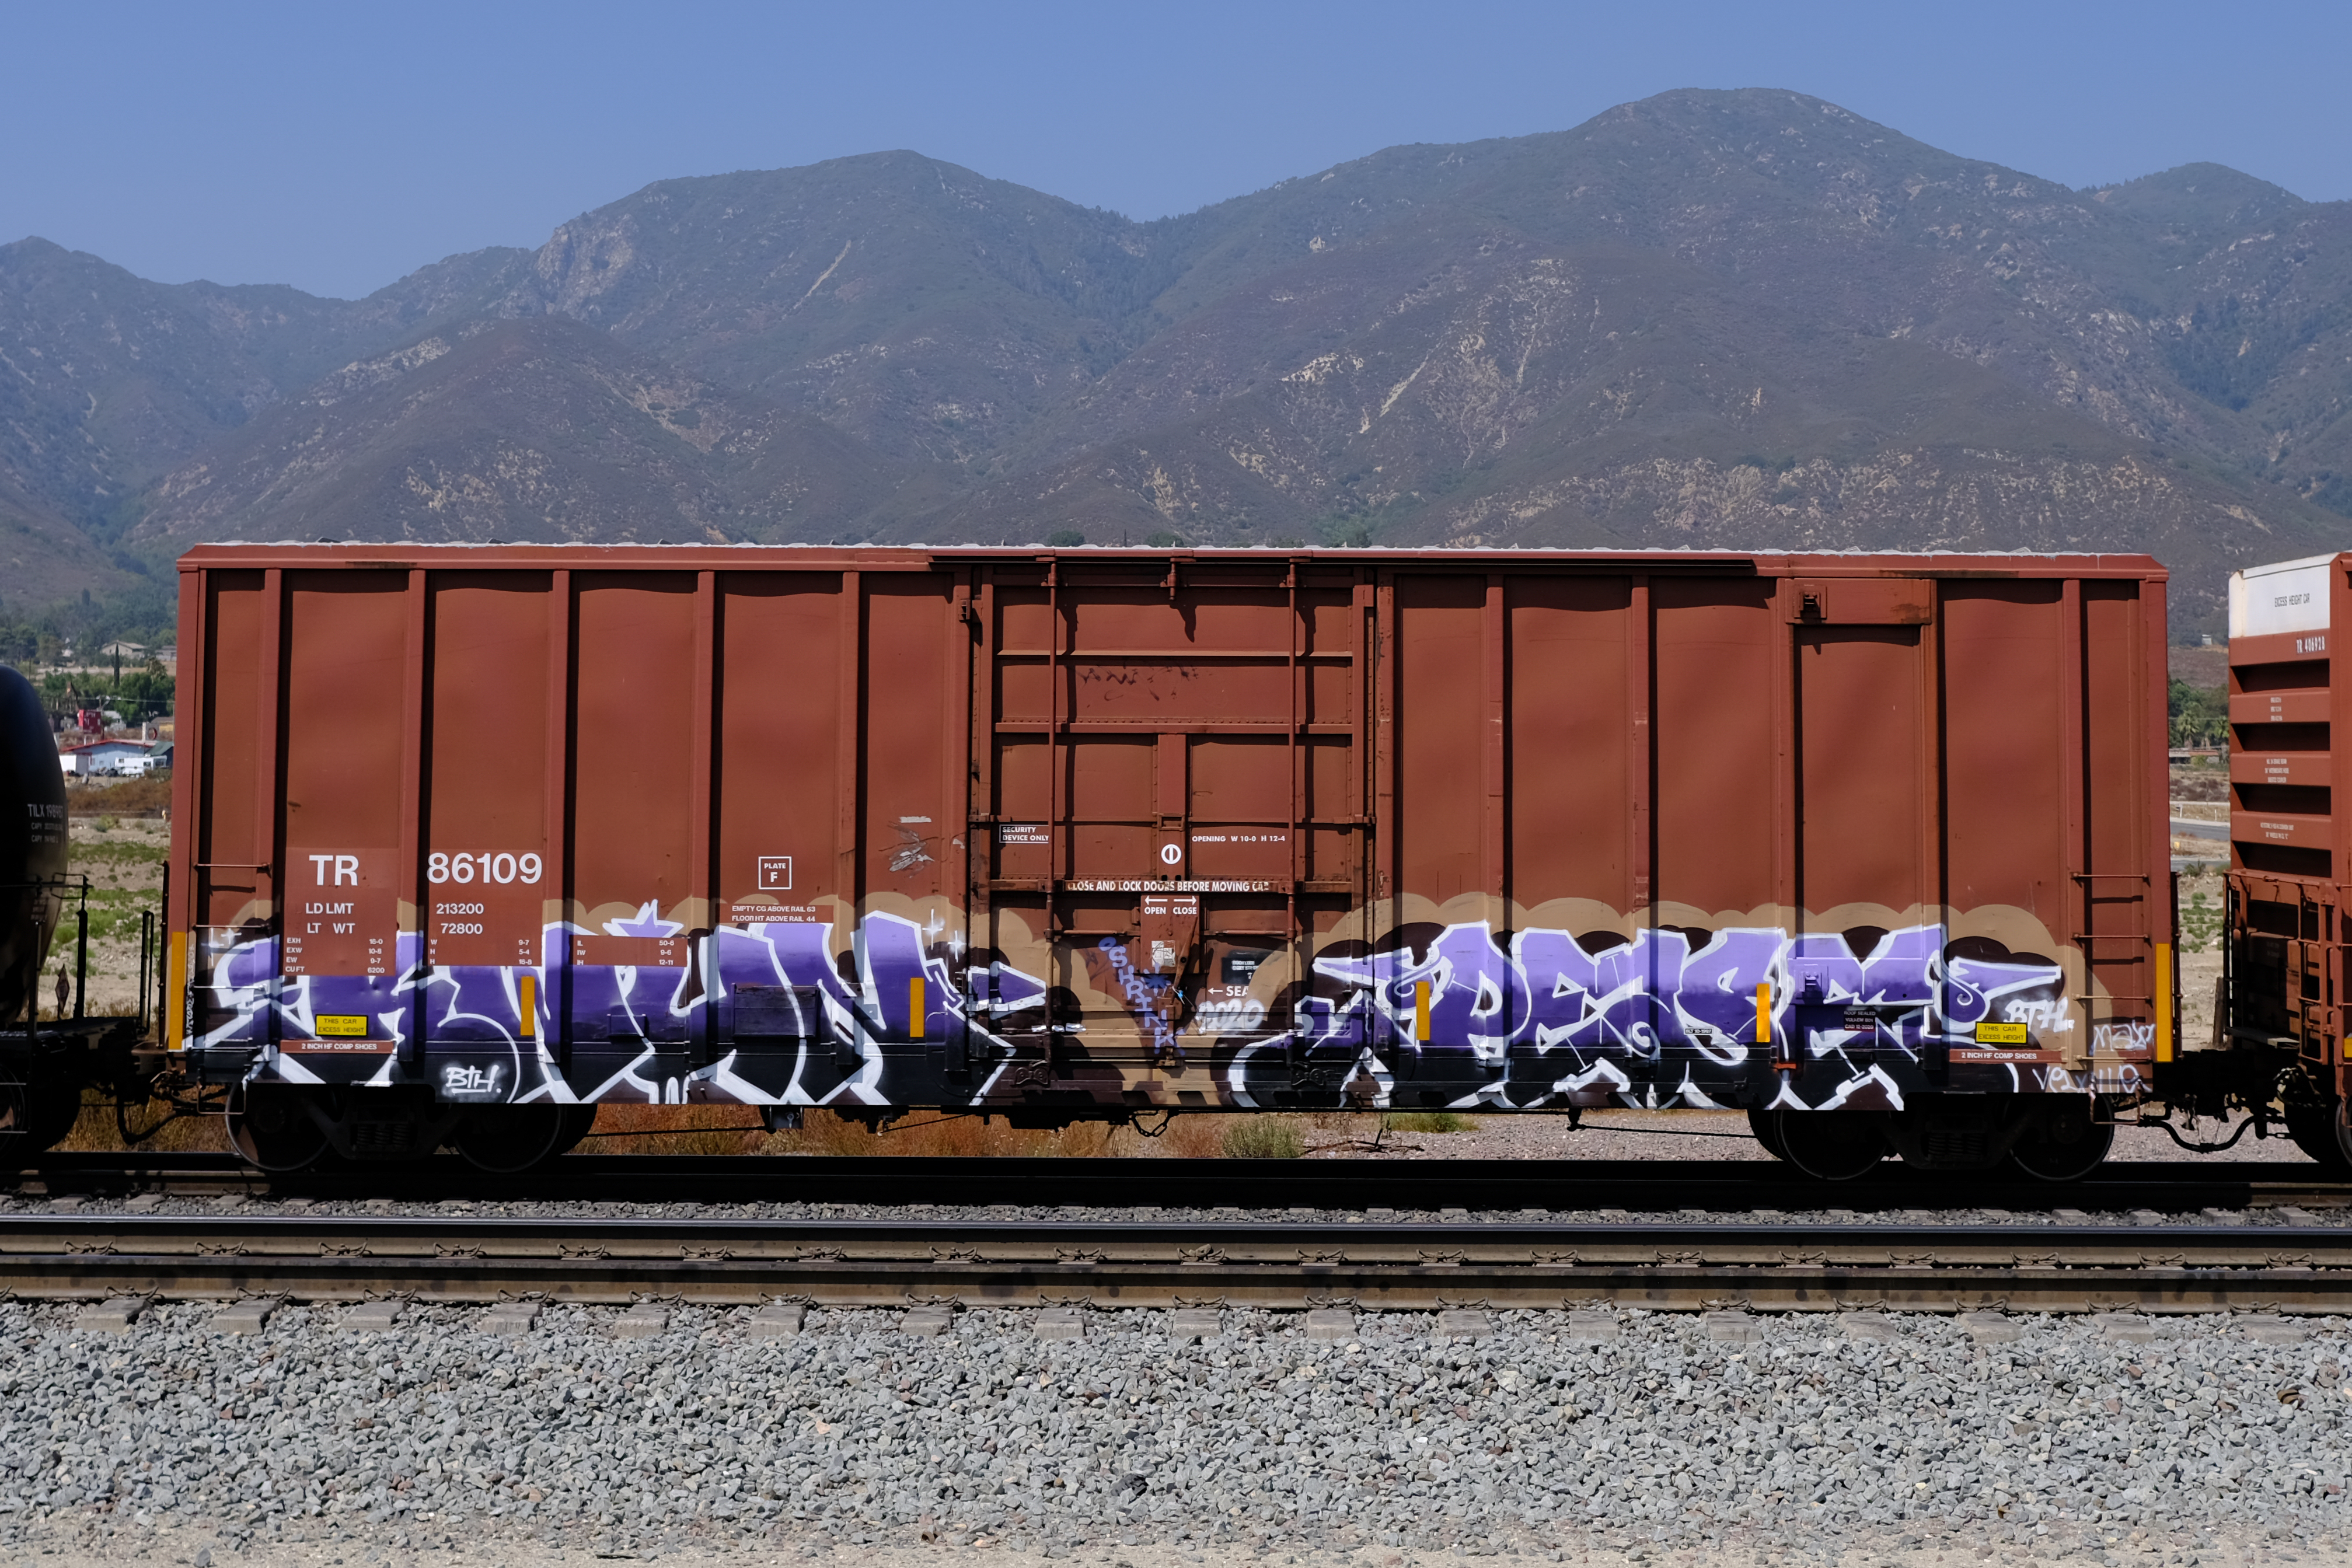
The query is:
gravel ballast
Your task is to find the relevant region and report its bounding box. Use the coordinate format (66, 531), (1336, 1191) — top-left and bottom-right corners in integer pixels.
(3, 1301), (2350, 1567)
(15, 1191), (2350, 1230)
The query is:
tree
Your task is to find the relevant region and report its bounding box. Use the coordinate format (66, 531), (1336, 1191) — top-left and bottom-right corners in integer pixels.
(2168, 679), (2228, 749)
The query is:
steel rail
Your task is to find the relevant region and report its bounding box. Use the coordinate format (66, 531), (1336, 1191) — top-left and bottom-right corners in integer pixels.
(4, 1214), (2351, 1312)
(11, 1153), (2351, 1213)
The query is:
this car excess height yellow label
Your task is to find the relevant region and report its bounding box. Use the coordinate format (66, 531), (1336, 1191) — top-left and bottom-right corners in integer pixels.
(315, 1015), (369, 1038)
(1972, 1021), (2029, 1045)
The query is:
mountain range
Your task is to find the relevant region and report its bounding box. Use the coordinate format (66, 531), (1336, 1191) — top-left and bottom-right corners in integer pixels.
(6, 87), (2350, 637)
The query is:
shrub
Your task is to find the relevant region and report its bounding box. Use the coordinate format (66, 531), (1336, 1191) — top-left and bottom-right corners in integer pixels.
(1220, 1116), (1305, 1159)
(1382, 1110), (1478, 1133)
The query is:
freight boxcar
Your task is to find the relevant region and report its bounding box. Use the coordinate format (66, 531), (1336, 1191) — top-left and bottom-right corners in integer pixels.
(162, 544), (2177, 1178)
(2221, 553), (2352, 1165)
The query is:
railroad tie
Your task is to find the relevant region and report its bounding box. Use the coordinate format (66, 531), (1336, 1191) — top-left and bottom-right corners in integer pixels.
(1703, 1312), (1760, 1345)
(208, 1298), (276, 1336)
(1304, 1308), (1356, 1341)
(1034, 1308), (1086, 1342)
(1957, 1312), (2021, 1343)
(2097, 1315), (2163, 1345)
(1169, 1308), (1222, 1342)
(1838, 1313), (1897, 1343)
(71, 1296), (145, 1333)
(612, 1303), (669, 1340)
(748, 1302), (807, 1339)
(1565, 1310), (1621, 1342)
(481, 1300), (541, 1336)
(2242, 1316), (2308, 1345)
(899, 1305), (955, 1338)
(341, 1300), (404, 1333)
(1435, 1309), (1491, 1341)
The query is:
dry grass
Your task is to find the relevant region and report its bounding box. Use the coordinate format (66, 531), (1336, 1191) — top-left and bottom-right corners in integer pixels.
(573, 1102), (777, 1156)
(773, 1110), (1132, 1158)
(575, 1105), (1368, 1159)
(574, 1103), (1188, 1158)
(48, 1081), (1342, 1162)
(1160, 1116), (1227, 1159)
(65, 777), (172, 817)
(57, 1088), (231, 1154)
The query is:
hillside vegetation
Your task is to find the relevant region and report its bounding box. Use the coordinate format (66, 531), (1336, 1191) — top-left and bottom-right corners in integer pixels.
(6, 89), (2351, 636)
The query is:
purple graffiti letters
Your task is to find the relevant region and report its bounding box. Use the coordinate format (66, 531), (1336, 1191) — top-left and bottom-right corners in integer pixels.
(1098, 937), (1183, 1062)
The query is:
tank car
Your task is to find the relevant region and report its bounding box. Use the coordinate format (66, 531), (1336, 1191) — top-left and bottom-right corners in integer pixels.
(0, 662), (101, 1152)
(1, 664), (67, 1025)
(152, 543), (2194, 1178)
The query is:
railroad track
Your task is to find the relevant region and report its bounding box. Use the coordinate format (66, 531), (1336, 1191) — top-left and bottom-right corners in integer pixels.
(6, 1211), (2352, 1313)
(11, 1152), (2352, 1213)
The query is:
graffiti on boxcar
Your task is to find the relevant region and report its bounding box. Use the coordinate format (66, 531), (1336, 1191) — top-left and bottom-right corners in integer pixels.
(1088, 937), (1184, 1063)
(192, 910), (1059, 1108)
(2091, 1021), (2155, 1054)
(197, 907), (2081, 1114)
(1220, 919), (2068, 1111)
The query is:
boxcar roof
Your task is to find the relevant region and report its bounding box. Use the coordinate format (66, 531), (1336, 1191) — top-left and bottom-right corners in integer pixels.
(175, 542), (2167, 577)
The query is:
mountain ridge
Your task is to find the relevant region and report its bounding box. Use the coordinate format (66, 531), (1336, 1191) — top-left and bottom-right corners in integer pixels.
(5, 88), (2348, 634)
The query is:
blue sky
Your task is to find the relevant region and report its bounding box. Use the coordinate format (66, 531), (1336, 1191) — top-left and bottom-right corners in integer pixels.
(4, 0), (2347, 300)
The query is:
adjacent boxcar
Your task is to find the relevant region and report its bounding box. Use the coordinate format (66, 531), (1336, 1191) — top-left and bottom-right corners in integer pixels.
(167, 545), (2173, 1175)
(2222, 553), (2352, 1164)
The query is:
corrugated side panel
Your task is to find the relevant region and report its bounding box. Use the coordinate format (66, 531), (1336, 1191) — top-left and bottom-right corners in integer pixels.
(171, 548), (2166, 1115)
(2225, 552), (2340, 1073)
(1366, 564), (2158, 1112)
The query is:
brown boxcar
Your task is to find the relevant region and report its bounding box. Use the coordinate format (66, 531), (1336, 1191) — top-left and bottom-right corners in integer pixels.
(2222, 554), (2352, 1165)
(167, 544), (2173, 1175)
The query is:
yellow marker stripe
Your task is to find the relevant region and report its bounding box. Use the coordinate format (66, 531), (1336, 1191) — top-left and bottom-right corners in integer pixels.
(519, 974), (536, 1040)
(165, 931), (187, 1050)
(910, 976), (926, 1041)
(1414, 981), (1431, 1042)
(2155, 942), (2174, 1064)
(1756, 981), (1772, 1047)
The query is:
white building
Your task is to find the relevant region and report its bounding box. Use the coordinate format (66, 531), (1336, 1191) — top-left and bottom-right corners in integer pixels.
(59, 738), (156, 777)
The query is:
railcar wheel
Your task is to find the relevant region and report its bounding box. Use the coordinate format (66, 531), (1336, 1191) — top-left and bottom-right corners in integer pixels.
(1772, 1111), (1886, 1181)
(2285, 1101), (2352, 1170)
(1747, 1106), (1791, 1162)
(2331, 1098), (2352, 1171)
(550, 1103), (599, 1157)
(225, 1086), (329, 1172)
(451, 1104), (570, 1172)
(0, 1081), (32, 1162)
(17, 1077), (82, 1155)
(2006, 1100), (2114, 1182)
